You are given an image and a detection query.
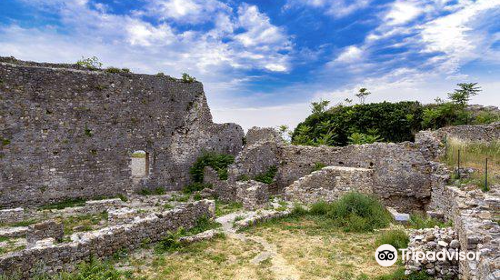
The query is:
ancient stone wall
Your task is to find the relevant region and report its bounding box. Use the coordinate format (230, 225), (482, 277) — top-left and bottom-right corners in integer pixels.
(245, 127), (281, 146)
(0, 58), (243, 207)
(284, 166), (374, 204)
(0, 200), (215, 278)
(230, 141), (432, 211)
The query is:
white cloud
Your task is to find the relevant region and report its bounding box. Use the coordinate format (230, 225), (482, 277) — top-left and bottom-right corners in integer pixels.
(145, 0), (230, 24)
(126, 21), (175, 47)
(385, 1), (423, 25)
(284, 0), (372, 18)
(334, 45), (364, 63)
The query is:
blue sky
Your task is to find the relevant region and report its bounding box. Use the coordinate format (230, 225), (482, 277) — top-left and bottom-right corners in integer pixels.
(1, 0), (499, 130)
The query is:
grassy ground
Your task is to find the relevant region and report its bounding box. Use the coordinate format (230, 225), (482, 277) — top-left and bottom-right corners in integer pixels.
(443, 138), (500, 190)
(116, 214), (399, 280)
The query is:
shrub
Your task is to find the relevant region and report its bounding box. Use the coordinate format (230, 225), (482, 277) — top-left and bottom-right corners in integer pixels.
(76, 56), (102, 70)
(292, 101), (424, 146)
(375, 229), (409, 250)
(190, 152), (235, 183)
(105, 67), (121, 73)
(254, 166), (278, 184)
(326, 192), (393, 232)
(181, 73), (196, 83)
(309, 200), (329, 215)
(182, 182), (211, 194)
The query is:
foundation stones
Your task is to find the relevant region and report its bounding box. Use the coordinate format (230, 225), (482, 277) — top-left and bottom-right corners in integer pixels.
(236, 180), (269, 210)
(26, 220), (64, 248)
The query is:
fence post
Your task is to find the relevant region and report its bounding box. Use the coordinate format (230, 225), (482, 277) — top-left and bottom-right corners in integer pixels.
(485, 158), (488, 191)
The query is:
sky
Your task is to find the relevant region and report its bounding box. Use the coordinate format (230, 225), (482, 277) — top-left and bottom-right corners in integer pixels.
(0, 0), (499, 131)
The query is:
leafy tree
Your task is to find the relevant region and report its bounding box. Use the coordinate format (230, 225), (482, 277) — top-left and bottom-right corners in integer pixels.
(310, 99), (330, 114)
(355, 88), (371, 104)
(277, 125), (291, 143)
(448, 83), (481, 106)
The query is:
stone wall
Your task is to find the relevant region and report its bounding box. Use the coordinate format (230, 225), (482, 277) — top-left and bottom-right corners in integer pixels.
(284, 166), (374, 204)
(415, 123), (500, 160)
(428, 181), (500, 279)
(230, 141), (432, 212)
(0, 200), (215, 278)
(0, 58), (244, 207)
(245, 127), (281, 146)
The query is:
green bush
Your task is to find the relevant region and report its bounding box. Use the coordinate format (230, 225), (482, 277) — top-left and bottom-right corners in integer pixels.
(292, 101), (424, 146)
(375, 229), (409, 250)
(292, 100), (497, 147)
(311, 162), (326, 172)
(181, 73), (196, 83)
(105, 67), (121, 73)
(190, 152), (235, 183)
(254, 166), (278, 184)
(182, 182), (211, 194)
(307, 193), (393, 232)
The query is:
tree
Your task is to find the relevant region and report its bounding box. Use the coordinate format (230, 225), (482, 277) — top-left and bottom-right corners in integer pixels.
(344, 98), (353, 105)
(310, 99), (330, 114)
(448, 83), (481, 106)
(355, 88), (371, 104)
(277, 125), (291, 143)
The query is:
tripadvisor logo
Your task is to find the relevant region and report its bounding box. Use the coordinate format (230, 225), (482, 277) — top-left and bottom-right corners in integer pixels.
(375, 244), (481, 267)
(375, 244), (398, 267)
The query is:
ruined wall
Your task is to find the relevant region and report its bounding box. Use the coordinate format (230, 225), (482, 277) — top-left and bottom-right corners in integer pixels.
(0, 58), (243, 207)
(230, 141), (432, 211)
(284, 166), (374, 204)
(0, 200), (215, 278)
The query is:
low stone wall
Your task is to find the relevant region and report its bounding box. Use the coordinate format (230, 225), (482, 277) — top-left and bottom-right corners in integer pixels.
(0, 200), (215, 278)
(284, 166), (374, 204)
(0, 208), (26, 224)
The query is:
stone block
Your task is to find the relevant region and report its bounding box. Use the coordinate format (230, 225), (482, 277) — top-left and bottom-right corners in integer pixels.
(236, 180), (269, 210)
(26, 220), (64, 247)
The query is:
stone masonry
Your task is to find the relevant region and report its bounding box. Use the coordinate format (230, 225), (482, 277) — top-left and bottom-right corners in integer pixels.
(0, 57), (244, 207)
(0, 200), (215, 278)
(284, 166), (374, 204)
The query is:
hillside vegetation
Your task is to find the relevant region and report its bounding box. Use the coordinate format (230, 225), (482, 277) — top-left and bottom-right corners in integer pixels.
(291, 84), (499, 146)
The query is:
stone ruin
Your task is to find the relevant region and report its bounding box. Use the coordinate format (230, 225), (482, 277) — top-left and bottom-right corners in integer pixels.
(0, 58), (499, 279)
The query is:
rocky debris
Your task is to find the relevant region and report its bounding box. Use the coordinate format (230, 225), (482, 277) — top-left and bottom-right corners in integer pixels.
(236, 180), (269, 210)
(85, 198), (124, 213)
(108, 208), (140, 224)
(26, 220), (64, 248)
(0, 227), (29, 239)
(0, 208), (26, 224)
(285, 166), (374, 204)
(404, 227), (460, 279)
(178, 229), (222, 244)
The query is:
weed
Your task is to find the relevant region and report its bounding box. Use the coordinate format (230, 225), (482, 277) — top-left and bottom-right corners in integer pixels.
(138, 187), (165, 196)
(312, 162), (326, 172)
(182, 182), (211, 194)
(254, 166), (278, 184)
(215, 200), (243, 216)
(375, 230), (409, 250)
(408, 214), (452, 229)
(38, 198), (86, 210)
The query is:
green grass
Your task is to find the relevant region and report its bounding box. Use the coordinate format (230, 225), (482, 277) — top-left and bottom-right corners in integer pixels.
(375, 230), (409, 250)
(131, 151), (146, 158)
(0, 219), (38, 227)
(376, 267), (433, 280)
(138, 187), (166, 196)
(215, 200), (243, 216)
(443, 138), (499, 191)
(408, 214), (452, 229)
(61, 211), (108, 235)
(38, 198), (86, 210)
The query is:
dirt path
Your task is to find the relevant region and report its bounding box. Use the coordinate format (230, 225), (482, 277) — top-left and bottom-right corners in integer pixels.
(216, 211), (301, 280)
